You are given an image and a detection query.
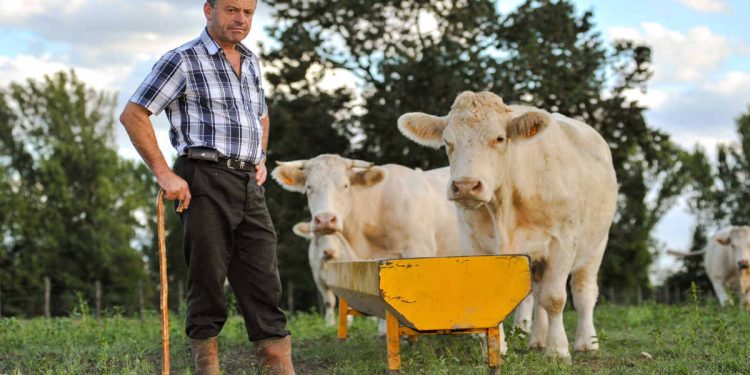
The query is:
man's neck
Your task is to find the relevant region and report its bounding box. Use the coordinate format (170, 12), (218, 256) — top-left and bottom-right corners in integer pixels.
(207, 29), (237, 54)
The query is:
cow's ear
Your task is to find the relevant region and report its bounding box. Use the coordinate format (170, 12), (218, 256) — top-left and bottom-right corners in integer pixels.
(351, 166), (387, 187)
(508, 112), (550, 140)
(398, 113), (448, 149)
(271, 163), (307, 193)
(292, 222), (313, 239)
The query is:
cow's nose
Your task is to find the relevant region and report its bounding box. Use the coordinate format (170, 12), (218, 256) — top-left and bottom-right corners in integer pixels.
(314, 213), (338, 229)
(452, 178), (483, 196)
(738, 260), (749, 270)
(323, 249), (335, 260)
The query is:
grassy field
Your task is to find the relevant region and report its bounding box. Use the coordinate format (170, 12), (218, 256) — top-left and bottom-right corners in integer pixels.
(2, 299), (750, 374)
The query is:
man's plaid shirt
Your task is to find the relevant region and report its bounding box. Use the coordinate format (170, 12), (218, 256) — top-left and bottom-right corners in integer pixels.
(130, 28), (268, 164)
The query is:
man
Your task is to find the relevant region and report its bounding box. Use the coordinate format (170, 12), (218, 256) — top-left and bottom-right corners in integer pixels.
(119, 1), (295, 374)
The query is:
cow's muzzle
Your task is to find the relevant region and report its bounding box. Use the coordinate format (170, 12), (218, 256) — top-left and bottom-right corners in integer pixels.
(449, 178), (489, 208)
(313, 212), (342, 233)
(739, 260), (750, 270)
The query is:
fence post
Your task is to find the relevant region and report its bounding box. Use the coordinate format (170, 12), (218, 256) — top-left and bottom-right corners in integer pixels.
(178, 280), (184, 313)
(95, 280), (102, 319)
(138, 281), (145, 316)
(636, 287), (643, 306)
(44, 276), (51, 318)
(287, 280), (295, 313)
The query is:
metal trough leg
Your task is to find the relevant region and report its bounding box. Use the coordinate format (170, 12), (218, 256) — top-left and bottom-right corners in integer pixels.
(338, 298), (349, 341)
(487, 327), (502, 375)
(386, 309), (401, 374)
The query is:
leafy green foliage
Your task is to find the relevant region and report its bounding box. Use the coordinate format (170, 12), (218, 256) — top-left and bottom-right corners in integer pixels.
(0, 71), (153, 316)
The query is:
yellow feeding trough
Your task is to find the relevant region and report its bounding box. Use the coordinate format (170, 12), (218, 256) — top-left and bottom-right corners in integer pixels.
(325, 255), (532, 374)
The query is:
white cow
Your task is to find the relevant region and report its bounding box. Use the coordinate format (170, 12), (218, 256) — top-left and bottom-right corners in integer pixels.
(668, 225), (750, 309)
(272, 155), (461, 260)
(398, 91), (618, 360)
(273, 154), (527, 349)
(292, 221), (354, 325)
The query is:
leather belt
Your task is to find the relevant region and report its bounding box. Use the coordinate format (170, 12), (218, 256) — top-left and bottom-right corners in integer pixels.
(185, 148), (256, 172)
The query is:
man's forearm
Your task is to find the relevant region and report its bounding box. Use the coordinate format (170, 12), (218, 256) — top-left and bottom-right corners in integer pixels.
(120, 102), (171, 177)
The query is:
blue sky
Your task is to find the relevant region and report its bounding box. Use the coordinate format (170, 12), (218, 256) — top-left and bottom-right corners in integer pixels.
(1, 0), (748, 282)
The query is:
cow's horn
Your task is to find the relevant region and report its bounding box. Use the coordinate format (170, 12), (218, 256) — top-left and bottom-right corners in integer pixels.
(275, 160), (308, 169)
(349, 159), (373, 169)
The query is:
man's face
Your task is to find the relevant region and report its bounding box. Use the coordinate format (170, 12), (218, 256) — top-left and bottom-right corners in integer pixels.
(205, 0), (256, 47)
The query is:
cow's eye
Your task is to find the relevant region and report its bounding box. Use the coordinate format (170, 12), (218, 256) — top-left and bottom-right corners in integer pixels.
(493, 136), (506, 145)
(344, 183), (349, 189)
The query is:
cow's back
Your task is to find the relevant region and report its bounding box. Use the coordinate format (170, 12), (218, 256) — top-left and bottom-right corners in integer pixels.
(369, 165), (460, 258)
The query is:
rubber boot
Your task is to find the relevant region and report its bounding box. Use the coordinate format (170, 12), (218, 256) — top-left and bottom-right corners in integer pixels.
(190, 337), (220, 375)
(254, 335), (295, 375)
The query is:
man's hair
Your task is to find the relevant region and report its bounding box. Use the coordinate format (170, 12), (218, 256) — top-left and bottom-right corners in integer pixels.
(207, 0), (217, 7)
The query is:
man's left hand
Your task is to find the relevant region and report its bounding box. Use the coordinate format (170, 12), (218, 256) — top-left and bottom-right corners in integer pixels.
(256, 162), (267, 185)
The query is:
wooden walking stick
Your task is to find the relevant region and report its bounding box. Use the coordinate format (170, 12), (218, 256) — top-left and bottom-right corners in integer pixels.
(156, 190), (170, 375)
(158, 190), (187, 374)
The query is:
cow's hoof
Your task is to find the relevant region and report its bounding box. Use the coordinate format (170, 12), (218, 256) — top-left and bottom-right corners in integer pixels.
(545, 351), (572, 365)
(574, 341), (599, 353)
(528, 341), (545, 351)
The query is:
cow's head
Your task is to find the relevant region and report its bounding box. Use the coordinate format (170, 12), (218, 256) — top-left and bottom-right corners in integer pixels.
(398, 91), (549, 209)
(293, 221), (354, 264)
(273, 154), (387, 232)
(716, 226), (750, 307)
(715, 226), (750, 272)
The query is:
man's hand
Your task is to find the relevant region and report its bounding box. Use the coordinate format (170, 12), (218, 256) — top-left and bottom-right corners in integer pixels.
(256, 162), (268, 185)
(157, 170), (192, 211)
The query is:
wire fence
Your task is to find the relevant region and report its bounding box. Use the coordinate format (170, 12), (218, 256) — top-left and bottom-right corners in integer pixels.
(0, 278), (718, 319)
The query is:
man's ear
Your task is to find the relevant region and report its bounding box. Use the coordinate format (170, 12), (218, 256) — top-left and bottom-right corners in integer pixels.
(271, 161), (307, 193)
(350, 166), (387, 187)
(398, 113), (448, 149)
(292, 222), (313, 239)
(508, 112), (550, 140)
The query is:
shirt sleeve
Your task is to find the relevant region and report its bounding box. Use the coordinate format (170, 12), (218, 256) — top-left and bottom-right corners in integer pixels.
(129, 51), (186, 116)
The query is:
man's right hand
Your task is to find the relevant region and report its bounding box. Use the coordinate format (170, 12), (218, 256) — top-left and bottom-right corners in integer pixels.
(157, 170), (191, 212)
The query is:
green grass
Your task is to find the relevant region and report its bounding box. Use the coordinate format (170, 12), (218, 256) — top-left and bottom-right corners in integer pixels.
(2, 301), (749, 374)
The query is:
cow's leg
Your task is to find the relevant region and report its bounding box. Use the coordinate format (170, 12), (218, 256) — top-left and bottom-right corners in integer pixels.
(513, 294), (534, 334)
(571, 263), (601, 352)
(528, 281), (548, 349)
(378, 318), (388, 337)
(323, 289), (337, 326)
(537, 244), (574, 360)
(708, 274), (731, 306)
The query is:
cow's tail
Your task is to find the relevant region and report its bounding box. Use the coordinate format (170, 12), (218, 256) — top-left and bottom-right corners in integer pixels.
(666, 249), (706, 257)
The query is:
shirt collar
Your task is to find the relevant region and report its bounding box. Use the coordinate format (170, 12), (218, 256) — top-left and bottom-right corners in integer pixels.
(200, 27), (254, 59)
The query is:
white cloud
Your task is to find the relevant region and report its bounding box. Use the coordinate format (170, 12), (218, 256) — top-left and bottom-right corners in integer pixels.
(607, 22), (733, 84)
(0, 54), (128, 89)
(623, 88), (670, 110)
(678, 0), (730, 13)
(705, 70), (750, 97)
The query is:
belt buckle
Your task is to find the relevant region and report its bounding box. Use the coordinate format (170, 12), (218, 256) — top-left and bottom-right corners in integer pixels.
(225, 158), (234, 169)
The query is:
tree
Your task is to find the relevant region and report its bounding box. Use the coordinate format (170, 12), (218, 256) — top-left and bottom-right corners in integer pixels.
(0, 71), (152, 316)
(261, 25), (356, 311)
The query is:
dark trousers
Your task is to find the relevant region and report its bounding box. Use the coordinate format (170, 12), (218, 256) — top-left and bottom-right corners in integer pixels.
(173, 156), (289, 342)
